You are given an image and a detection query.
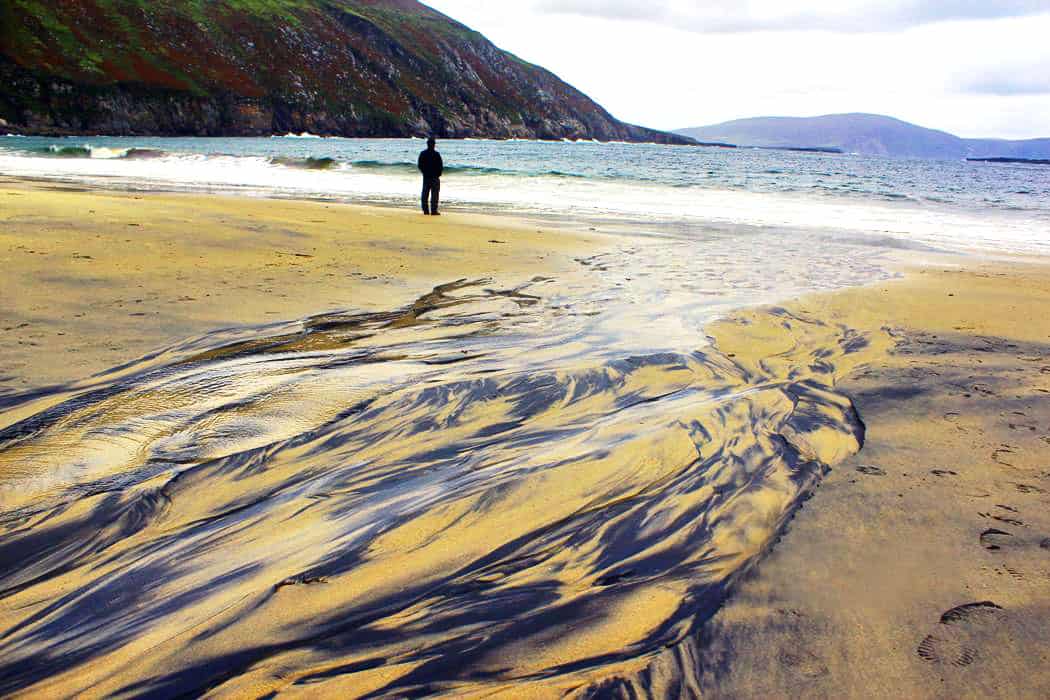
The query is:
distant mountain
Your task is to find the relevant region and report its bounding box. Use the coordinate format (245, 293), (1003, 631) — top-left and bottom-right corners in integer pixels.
(0, 0), (689, 143)
(963, 138), (1050, 160)
(676, 114), (1050, 160)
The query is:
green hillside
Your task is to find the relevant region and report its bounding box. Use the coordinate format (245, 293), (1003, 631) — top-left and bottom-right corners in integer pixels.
(0, 0), (689, 141)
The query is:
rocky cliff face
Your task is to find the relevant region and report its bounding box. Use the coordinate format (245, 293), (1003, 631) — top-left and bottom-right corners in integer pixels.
(0, 0), (690, 143)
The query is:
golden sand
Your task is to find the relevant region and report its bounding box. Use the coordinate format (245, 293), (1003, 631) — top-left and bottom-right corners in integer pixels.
(619, 260), (1050, 698)
(2, 181), (1048, 697)
(0, 179), (592, 391)
(0, 183), (870, 697)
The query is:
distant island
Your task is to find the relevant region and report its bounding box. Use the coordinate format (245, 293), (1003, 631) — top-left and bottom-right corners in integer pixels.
(0, 0), (690, 143)
(759, 146), (844, 154)
(676, 113), (1050, 160)
(967, 157), (1050, 166)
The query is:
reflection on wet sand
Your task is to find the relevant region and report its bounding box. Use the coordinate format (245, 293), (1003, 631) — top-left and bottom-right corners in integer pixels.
(0, 238), (886, 697)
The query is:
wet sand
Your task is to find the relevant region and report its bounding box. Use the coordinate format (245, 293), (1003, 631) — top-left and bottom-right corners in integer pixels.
(2, 181), (1049, 697)
(0, 179), (593, 392)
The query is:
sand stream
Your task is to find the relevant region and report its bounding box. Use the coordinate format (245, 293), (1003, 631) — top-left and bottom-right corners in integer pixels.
(0, 231), (888, 696)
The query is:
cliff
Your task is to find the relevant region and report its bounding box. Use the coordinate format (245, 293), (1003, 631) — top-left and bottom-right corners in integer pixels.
(0, 0), (691, 143)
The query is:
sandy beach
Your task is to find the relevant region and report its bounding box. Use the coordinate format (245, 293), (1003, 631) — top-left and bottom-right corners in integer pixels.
(0, 179), (596, 392)
(1, 182), (1048, 697)
(692, 262), (1050, 699)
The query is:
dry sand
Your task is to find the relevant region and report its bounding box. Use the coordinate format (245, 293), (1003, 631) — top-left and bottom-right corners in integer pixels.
(688, 261), (1050, 698)
(0, 179), (595, 392)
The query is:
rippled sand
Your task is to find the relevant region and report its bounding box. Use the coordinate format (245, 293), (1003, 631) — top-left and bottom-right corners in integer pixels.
(0, 183), (902, 696)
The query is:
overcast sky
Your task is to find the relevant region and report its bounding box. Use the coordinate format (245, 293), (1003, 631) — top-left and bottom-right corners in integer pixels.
(422, 1), (1050, 139)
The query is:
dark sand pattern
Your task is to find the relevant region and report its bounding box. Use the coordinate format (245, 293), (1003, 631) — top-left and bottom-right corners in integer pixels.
(0, 258), (878, 696)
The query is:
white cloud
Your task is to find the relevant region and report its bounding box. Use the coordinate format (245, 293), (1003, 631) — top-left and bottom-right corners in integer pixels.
(421, 2), (1050, 138)
(962, 59), (1050, 96)
(534, 0), (1050, 33)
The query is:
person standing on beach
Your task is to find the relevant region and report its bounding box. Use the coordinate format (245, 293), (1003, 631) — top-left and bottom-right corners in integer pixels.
(418, 137), (443, 216)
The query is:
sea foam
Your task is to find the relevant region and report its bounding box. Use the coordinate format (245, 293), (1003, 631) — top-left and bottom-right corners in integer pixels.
(1, 137), (1047, 255)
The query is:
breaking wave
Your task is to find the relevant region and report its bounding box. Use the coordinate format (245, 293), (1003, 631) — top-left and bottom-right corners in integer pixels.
(31, 145), (167, 160)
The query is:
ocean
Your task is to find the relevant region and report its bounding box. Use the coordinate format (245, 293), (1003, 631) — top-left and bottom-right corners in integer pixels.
(2, 134), (1048, 254)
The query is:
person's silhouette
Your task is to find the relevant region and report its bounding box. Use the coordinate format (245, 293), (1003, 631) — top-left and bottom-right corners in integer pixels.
(418, 137), (443, 216)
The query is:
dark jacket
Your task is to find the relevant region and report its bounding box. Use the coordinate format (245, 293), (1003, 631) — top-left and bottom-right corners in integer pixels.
(418, 149), (443, 179)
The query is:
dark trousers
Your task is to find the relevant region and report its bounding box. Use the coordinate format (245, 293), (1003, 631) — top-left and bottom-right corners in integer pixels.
(422, 176), (440, 214)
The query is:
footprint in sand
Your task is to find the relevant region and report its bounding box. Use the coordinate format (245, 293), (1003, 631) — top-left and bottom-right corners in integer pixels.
(856, 465), (886, 476)
(980, 528), (1014, 551)
(992, 446), (1018, 467)
(917, 602), (1004, 668)
(940, 602), (1003, 624)
(979, 524), (1050, 552)
(777, 647), (829, 680)
(999, 565), (1026, 582)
